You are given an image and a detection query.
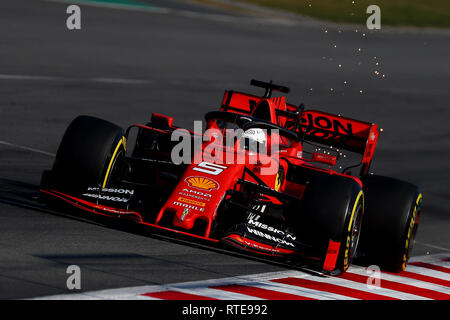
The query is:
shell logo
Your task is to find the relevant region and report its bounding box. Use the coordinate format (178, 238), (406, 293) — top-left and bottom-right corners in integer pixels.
(185, 176), (219, 191)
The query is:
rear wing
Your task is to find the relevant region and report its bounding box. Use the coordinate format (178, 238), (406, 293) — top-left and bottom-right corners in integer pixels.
(220, 90), (261, 114)
(221, 79), (290, 114)
(299, 109), (380, 175)
(220, 90), (379, 175)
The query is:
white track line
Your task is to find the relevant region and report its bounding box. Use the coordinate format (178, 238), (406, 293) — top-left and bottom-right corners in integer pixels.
(172, 277), (354, 300)
(31, 256), (450, 300)
(223, 272), (360, 300)
(32, 264), (437, 300)
(270, 269), (429, 300)
(0, 141), (56, 157)
(348, 268), (450, 294)
(409, 253), (449, 263)
(409, 253), (450, 268)
(415, 241), (450, 252)
(154, 286), (263, 300)
(403, 265), (450, 281)
(235, 282), (356, 300)
(0, 73), (151, 85)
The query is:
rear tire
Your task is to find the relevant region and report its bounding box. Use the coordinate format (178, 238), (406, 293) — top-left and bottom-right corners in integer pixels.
(294, 174), (364, 274)
(49, 115), (125, 190)
(356, 175), (422, 272)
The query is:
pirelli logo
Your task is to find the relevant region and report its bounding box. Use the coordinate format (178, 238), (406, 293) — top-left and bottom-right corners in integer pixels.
(177, 197), (206, 207)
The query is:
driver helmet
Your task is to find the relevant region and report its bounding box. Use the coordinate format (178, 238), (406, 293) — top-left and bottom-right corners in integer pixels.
(240, 128), (267, 154)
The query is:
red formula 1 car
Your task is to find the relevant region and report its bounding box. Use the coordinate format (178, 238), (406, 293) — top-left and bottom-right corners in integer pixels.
(40, 80), (422, 275)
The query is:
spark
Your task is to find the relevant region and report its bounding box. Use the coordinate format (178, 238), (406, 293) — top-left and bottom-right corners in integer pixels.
(359, 89), (363, 94)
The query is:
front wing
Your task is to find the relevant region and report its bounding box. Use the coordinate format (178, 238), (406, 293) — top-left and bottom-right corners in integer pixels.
(39, 186), (339, 273)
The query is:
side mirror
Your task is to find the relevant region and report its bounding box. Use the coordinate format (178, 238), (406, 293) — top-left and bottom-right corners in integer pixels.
(151, 113), (174, 127)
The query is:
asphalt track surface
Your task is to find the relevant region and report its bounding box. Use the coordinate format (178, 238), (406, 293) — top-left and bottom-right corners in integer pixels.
(0, 0), (449, 299)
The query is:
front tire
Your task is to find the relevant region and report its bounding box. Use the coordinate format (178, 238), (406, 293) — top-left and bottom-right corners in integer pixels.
(49, 115), (125, 191)
(294, 174), (364, 274)
(356, 175), (422, 272)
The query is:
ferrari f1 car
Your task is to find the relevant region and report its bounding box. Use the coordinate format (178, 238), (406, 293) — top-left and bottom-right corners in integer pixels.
(40, 79), (422, 275)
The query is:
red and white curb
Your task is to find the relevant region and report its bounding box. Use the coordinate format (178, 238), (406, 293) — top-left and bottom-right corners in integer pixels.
(34, 253), (450, 300)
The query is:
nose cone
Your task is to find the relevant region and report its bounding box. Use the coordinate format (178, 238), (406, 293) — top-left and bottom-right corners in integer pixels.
(157, 161), (245, 237)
